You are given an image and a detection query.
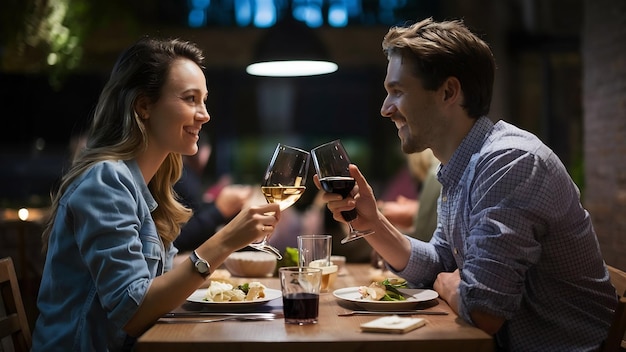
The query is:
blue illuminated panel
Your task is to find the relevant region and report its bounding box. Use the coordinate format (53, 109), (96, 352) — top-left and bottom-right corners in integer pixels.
(185, 0), (439, 28)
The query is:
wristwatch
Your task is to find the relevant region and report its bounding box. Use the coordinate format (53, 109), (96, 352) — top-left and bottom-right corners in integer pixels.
(189, 250), (211, 278)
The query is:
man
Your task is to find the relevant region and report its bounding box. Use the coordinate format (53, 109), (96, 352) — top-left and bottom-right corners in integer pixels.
(317, 18), (617, 351)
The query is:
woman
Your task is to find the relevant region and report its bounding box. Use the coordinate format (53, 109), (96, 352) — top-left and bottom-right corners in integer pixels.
(32, 37), (280, 351)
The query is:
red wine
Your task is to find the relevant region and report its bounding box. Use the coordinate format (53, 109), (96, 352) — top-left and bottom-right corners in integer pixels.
(319, 176), (354, 197)
(283, 293), (319, 323)
(319, 176), (357, 222)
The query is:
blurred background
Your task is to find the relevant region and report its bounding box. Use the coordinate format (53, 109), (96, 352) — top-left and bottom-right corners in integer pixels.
(0, 0), (624, 327)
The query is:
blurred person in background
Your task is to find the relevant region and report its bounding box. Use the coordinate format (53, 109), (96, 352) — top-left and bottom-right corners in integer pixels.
(372, 149), (440, 268)
(316, 18), (616, 351)
(173, 132), (252, 252)
(33, 37), (280, 351)
(377, 148), (440, 242)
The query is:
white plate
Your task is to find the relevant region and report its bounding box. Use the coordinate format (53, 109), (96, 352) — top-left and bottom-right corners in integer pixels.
(333, 287), (439, 311)
(187, 288), (282, 307)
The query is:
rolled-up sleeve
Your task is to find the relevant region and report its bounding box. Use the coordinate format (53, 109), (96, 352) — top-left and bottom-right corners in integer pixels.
(390, 234), (453, 288)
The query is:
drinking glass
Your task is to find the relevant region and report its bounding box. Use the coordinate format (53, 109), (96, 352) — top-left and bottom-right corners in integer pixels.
(311, 139), (374, 243)
(279, 266), (322, 325)
(251, 143), (310, 260)
(297, 234), (332, 268)
(297, 234), (337, 292)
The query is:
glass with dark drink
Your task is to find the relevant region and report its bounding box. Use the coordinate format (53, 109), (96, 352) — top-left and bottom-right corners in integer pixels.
(311, 140), (374, 243)
(318, 176), (357, 221)
(279, 266), (322, 325)
(283, 293), (319, 321)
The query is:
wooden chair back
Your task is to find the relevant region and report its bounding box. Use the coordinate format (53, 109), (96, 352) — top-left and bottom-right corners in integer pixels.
(608, 265), (626, 298)
(0, 257), (32, 351)
(603, 264), (626, 352)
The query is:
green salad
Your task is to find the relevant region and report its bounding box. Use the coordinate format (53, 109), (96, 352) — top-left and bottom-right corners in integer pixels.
(359, 277), (408, 301)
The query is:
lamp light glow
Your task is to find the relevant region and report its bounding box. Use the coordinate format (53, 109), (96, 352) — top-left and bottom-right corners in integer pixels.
(18, 208), (29, 221)
(246, 60), (337, 77)
(246, 16), (337, 77)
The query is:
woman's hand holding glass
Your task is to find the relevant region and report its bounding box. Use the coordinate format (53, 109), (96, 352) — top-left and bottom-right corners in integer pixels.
(217, 202), (280, 250)
(250, 143), (310, 260)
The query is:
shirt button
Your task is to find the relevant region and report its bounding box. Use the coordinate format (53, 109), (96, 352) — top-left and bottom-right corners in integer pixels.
(454, 248), (459, 255)
(442, 196), (447, 202)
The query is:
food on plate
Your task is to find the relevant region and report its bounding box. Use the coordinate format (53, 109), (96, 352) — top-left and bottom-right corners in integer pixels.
(209, 269), (232, 283)
(204, 280), (266, 302)
(358, 282), (387, 300)
(368, 268), (403, 283)
(242, 282), (266, 301)
(358, 278), (408, 301)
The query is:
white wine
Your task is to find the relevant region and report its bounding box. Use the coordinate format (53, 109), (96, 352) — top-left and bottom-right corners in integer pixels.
(261, 186), (306, 210)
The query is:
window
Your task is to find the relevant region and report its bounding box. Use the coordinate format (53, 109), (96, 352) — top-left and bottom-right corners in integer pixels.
(182, 0), (439, 28)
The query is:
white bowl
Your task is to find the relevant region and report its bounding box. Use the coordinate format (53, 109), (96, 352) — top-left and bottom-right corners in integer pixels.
(224, 251), (277, 277)
(331, 255), (347, 276)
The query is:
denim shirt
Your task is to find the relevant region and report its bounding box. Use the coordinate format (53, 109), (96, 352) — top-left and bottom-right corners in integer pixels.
(393, 117), (616, 351)
(32, 160), (178, 351)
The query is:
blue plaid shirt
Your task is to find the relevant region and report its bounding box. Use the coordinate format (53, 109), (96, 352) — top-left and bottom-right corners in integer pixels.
(395, 117), (617, 351)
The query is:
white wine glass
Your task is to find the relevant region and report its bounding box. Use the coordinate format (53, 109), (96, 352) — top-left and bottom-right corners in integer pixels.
(311, 139), (374, 244)
(251, 143), (310, 260)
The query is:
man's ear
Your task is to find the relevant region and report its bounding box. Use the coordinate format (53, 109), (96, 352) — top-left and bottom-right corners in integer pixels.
(442, 76), (461, 103)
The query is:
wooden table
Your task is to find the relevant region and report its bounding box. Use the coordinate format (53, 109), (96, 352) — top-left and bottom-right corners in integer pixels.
(135, 264), (494, 352)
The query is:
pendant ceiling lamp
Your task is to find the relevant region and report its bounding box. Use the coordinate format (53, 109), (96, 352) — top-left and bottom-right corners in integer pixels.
(246, 17), (338, 77)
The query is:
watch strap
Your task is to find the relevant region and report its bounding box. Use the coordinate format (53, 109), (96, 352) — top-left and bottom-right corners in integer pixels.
(189, 250), (211, 278)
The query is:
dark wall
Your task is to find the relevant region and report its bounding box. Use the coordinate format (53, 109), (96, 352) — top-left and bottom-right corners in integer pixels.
(0, 65), (400, 205)
(0, 73), (106, 148)
(583, 0), (626, 271)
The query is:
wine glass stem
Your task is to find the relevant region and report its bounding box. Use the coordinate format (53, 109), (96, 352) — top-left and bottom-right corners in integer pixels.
(251, 235), (282, 260)
(348, 222), (359, 233)
(346, 222), (374, 237)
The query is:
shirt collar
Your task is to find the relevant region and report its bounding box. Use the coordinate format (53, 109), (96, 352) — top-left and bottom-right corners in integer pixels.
(437, 116), (494, 188)
(124, 159), (158, 212)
